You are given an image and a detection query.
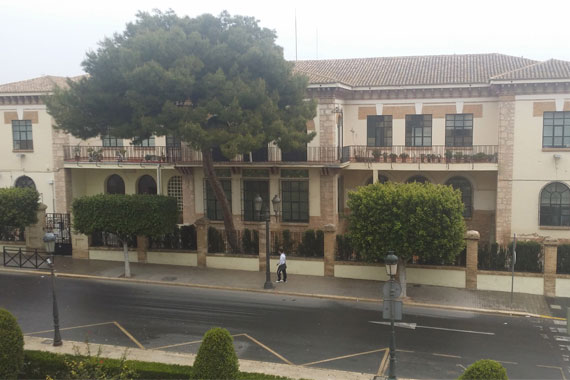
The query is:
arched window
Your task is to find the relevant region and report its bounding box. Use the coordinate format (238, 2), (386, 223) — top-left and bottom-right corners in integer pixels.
(406, 175), (429, 184)
(446, 176), (473, 218)
(15, 176), (36, 190)
(167, 176), (183, 211)
(106, 174), (125, 194)
(137, 175), (157, 195)
(540, 182), (570, 226)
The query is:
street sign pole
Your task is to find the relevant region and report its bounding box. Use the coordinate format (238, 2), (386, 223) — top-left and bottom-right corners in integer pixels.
(511, 233), (516, 308)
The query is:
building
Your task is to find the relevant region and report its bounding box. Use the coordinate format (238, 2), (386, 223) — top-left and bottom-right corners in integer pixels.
(0, 53), (569, 257)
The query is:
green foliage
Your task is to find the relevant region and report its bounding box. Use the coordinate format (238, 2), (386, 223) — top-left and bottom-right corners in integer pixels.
(478, 243), (508, 271)
(558, 244), (570, 274)
(208, 227), (225, 253)
(347, 182), (465, 264)
(458, 359), (508, 380)
(297, 229), (324, 257)
(508, 241), (542, 273)
(149, 225), (197, 250)
(336, 234), (361, 261)
(0, 187), (39, 230)
(0, 308), (24, 379)
(64, 344), (136, 380)
(72, 194), (178, 241)
(242, 228), (259, 255)
(281, 229), (295, 256)
(192, 327), (239, 380)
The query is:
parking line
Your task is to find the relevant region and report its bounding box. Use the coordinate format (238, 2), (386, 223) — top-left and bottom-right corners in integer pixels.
(243, 334), (293, 365)
(377, 349), (389, 376)
(25, 321), (115, 335)
(302, 347), (387, 367)
(536, 365), (567, 380)
(113, 321), (145, 350)
(433, 353), (462, 359)
(496, 360), (518, 365)
(152, 333), (247, 350)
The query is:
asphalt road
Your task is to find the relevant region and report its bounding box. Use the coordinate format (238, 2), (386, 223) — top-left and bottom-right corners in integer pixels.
(1, 272), (568, 379)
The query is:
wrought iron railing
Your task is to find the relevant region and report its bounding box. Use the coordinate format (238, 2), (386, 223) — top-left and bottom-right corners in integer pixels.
(3, 247), (50, 269)
(342, 145), (498, 164)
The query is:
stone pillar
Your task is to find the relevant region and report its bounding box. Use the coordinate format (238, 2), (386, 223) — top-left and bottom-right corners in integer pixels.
(181, 170), (195, 224)
(543, 238), (558, 297)
(25, 203), (47, 250)
(258, 222), (267, 272)
(465, 230), (480, 290)
(71, 233), (89, 259)
(195, 217), (208, 268)
(372, 170), (378, 184)
(323, 224), (336, 277)
(136, 236), (148, 263)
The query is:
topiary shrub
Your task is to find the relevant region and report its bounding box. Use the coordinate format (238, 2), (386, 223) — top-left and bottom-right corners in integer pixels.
(0, 308), (24, 379)
(191, 327), (238, 380)
(458, 359), (508, 380)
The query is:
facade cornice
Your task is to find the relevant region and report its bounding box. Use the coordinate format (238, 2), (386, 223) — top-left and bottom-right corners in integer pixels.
(0, 95), (44, 105)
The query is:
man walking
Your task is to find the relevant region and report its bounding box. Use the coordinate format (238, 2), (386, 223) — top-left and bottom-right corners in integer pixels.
(276, 247), (287, 283)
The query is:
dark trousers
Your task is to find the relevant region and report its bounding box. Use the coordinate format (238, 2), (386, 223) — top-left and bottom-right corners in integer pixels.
(277, 264), (287, 282)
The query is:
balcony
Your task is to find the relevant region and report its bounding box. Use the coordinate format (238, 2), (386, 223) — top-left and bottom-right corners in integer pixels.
(341, 145), (498, 165)
(63, 145), (343, 165)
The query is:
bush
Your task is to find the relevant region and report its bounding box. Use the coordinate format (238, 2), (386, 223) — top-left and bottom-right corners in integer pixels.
(478, 243), (508, 271)
(0, 187), (39, 230)
(336, 234), (355, 261)
(508, 241), (542, 273)
(458, 359), (508, 380)
(208, 227), (225, 253)
(558, 244), (570, 274)
(297, 229), (324, 257)
(192, 327), (239, 380)
(0, 308), (24, 379)
(242, 229), (259, 255)
(281, 230), (295, 256)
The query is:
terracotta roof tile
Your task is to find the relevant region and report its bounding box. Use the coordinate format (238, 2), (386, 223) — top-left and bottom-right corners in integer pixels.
(0, 75), (85, 94)
(491, 59), (570, 81)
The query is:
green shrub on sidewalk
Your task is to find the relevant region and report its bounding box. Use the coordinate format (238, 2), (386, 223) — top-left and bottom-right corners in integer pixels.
(458, 359), (508, 380)
(192, 327), (239, 380)
(0, 308), (24, 379)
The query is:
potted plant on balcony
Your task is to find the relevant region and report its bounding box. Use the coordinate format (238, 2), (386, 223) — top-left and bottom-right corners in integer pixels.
(87, 147), (102, 162)
(445, 150), (453, 163)
(382, 152), (388, 162)
(372, 149), (382, 162)
(399, 152), (409, 163)
(389, 153), (398, 163)
(420, 153), (427, 163)
(473, 152), (487, 162)
(453, 151), (463, 163)
(116, 149), (126, 162)
(73, 145), (81, 161)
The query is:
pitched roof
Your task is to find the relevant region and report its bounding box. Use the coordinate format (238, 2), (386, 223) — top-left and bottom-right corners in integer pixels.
(293, 54), (567, 87)
(491, 59), (570, 81)
(0, 75), (84, 94)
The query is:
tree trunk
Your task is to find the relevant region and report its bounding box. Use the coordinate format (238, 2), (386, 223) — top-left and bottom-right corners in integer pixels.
(122, 241), (131, 278)
(397, 257), (407, 298)
(202, 149), (241, 253)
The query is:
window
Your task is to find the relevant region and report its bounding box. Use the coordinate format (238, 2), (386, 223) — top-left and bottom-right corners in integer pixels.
(168, 176), (183, 211)
(133, 137), (155, 147)
(106, 174), (125, 194)
(14, 175), (36, 190)
(540, 182), (570, 226)
(543, 112), (570, 148)
(281, 181), (309, 222)
(137, 175), (157, 194)
(101, 135), (123, 147)
(406, 175), (429, 184)
(446, 114), (473, 147)
(12, 120), (33, 150)
(405, 115), (432, 147)
(446, 176), (473, 218)
(243, 180), (269, 221)
(367, 115), (392, 147)
(205, 179), (231, 220)
(166, 135), (181, 148)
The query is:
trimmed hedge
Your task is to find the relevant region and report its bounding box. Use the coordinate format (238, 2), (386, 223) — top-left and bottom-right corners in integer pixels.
(458, 359), (508, 379)
(0, 187), (39, 230)
(0, 309), (24, 379)
(192, 327), (239, 380)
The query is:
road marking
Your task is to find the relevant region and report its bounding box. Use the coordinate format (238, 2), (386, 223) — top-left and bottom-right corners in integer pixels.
(303, 348), (387, 367)
(433, 353), (462, 359)
(556, 336), (570, 342)
(456, 364), (467, 371)
(554, 320), (567, 326)
(369, 321), (495, 335)
(113, 322), (145, 350)
(536, 365), (567, 380)
(151, 333), (247, 350)
(496, 360), (518, 365)
(377, 349), (389, 376)
(25, 321), (115, 335)
(551, 305), (562, 310)
(243, 334), (293, 365)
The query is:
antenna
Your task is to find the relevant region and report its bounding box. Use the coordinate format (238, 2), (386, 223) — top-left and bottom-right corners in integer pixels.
(295, 9), (298, 61)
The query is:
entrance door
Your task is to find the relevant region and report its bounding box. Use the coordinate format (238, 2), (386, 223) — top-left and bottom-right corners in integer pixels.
(45, 213), (72, 255)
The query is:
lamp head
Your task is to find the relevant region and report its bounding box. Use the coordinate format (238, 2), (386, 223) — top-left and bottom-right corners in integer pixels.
(254, 194), (263, 213)
(272, 194), (281, 216)
(385, 251), (398, 276)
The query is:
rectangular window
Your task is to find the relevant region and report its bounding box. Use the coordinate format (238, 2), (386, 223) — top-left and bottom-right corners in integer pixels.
(133, 137), (155, 147)
(281, 180), (309, 222)
(205, 179), (232, 221)
(166, 135), (181, 148)
(445, 114), (473, 147)
(543, 111), (570, 148)
(243, 180), (269, 221)
(101, 135), (123, 147)
(12, 120), (33, 150)
(367, 115), (393, 147)
(405, 115), (432, 147)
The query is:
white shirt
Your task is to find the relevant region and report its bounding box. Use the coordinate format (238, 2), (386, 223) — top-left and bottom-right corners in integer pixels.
(279, 252), (286, 265)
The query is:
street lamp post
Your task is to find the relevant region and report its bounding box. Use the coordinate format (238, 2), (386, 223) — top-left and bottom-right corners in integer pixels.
(385, 251), (398, 380)
(43, 232), (62, 346)
(254, 194), (280, 289)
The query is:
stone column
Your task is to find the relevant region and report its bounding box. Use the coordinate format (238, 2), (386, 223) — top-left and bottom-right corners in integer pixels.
(543, 238), (558, 297)
(195, 217), (208, 268)
(136, 236), (148, 263)
(26, 203), (47, 250)
(465, 230), (480, 290)
(372, 169), (378, 184)
(258, 222), (267, 272)
(323, 224), (336, 277)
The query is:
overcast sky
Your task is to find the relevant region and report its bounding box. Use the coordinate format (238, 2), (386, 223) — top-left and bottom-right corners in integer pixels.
(2, 0), (570, 85)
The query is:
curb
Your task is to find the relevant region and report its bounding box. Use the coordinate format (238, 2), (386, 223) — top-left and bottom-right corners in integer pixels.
(2, 266), (563, 320)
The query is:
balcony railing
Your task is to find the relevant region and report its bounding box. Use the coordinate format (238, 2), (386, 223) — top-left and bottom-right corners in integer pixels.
(63, 145), (342, 164)
(341, 145), (498, 164)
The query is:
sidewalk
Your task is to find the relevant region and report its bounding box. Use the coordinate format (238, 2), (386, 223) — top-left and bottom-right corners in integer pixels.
(1, 256), (558, 317)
